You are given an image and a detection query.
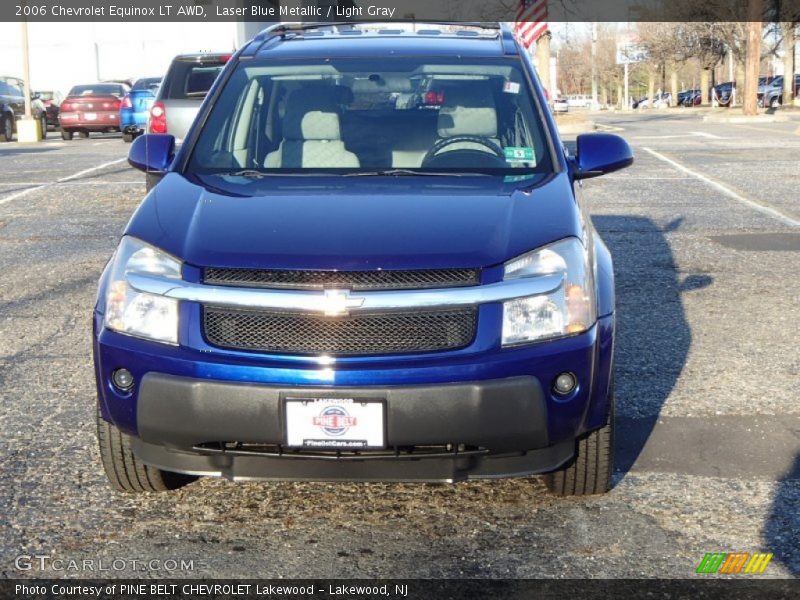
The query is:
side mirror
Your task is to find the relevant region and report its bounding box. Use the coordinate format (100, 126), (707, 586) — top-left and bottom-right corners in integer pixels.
(128, 134), (175, 173)
(574, 133), (633, 179)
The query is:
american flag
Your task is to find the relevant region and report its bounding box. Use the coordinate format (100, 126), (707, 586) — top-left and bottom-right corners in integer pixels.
(514, 0), (549, 50)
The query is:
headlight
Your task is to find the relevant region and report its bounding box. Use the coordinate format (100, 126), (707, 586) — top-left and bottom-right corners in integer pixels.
(501, 238), (595, 346)
(104, 237), (182, 344)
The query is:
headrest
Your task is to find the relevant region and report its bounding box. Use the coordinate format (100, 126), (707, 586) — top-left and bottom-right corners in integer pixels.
(284, 88), (342, 141)
(437, 85), (498, 138)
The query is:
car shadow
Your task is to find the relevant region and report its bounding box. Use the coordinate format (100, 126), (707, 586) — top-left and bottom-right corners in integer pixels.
(765, 453), (800, 576)
(0, 145), (62, 156)
(591, 215), (710, 481)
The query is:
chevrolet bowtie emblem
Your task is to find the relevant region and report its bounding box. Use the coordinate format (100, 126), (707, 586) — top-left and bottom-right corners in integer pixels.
(321, 289), (365, 316)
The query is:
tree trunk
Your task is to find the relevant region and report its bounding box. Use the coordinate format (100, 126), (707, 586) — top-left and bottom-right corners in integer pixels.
(536, 33), (552, 98)
(647, 71), (655, 108)
(735, 62), (746, 107)
(617, 83), (623, 110)
(743, 1), (763, 116)
(670, 69), (678, 107)
(700, 69), (711, 106)
(781, 22), (796, 106)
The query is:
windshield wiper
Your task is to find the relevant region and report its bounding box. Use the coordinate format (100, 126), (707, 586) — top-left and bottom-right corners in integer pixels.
(344, 169), (489, 177)
(223, 169), (271, 178)
(220, 170), (312, 178)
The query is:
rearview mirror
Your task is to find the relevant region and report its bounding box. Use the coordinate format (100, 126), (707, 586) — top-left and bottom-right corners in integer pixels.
(574, 133), (633, 179)
(128, 134), (175, 173)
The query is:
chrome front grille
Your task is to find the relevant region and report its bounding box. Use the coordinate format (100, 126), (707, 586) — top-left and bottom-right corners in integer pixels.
(202, 307), (477, 356)
(203, 267), (480, 290)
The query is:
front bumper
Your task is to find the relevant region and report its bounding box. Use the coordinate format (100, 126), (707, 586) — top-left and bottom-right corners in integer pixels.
(129, 372), (574, 482)
(133, 436), (575, 483)
(94, 311), (614, 482)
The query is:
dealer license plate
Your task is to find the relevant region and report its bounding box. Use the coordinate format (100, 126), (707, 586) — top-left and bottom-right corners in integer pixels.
(284, 397), (385, 449)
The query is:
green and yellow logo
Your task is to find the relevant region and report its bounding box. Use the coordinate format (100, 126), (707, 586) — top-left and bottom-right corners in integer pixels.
(696, 552), (773, 574)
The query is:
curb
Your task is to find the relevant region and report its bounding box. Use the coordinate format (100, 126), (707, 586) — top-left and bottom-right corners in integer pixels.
(557, 120), (596, 135)
(702, 114), (790, 123)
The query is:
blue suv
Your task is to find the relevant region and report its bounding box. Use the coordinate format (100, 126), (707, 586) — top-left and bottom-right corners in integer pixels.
(93, 23), (632, 496)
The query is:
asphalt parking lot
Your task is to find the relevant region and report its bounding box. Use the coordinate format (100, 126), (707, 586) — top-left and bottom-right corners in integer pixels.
(1, 111), (798, 579)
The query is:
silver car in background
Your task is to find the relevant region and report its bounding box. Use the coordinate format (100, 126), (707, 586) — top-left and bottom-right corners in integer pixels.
(146, 52), (230, 190)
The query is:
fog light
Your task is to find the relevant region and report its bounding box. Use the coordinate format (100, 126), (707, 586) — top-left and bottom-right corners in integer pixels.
(112, 368), (134, 391)
(553, 372), (577, 395)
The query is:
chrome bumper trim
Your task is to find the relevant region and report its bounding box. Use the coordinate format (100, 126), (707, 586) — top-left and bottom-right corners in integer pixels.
(127, 272), (564, 314)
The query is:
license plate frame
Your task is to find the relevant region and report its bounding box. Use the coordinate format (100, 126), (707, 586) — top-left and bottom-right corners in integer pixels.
(283, 395), (386, 450)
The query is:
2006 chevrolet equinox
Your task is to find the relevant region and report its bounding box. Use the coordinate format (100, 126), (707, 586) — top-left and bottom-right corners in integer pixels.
(93, 22), (633, 496)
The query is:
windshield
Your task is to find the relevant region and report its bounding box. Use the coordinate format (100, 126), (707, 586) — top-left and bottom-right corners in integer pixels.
(132, 77), (161, 92)
(188, 57), (552, 175)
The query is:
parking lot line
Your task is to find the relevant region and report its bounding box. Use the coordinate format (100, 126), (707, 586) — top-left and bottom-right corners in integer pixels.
(642, 147), (800, 228)
(688, 131), (726, 139)
(602, 176), (693, 180)
(731, 123), (800, 137)
(0, 181), (141, 186)
(0, 158), (127, 207)
(57, 181), (143, 185)
(595, 123), (625, 132)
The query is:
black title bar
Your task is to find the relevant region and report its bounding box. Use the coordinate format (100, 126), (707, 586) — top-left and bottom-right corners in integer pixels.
(5, 0), (800, 23)
(4, 579), (800, 600)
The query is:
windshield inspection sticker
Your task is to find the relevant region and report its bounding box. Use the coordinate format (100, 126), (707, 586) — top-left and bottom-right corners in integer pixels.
(503, 81), (521, 94)
(505, 146), (536, 163)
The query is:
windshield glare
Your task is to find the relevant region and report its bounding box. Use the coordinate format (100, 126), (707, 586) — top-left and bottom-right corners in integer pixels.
(189, 57), (551, 175)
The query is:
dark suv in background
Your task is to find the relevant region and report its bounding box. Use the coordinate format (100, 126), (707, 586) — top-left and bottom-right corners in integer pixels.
(0, 76), (47, 141)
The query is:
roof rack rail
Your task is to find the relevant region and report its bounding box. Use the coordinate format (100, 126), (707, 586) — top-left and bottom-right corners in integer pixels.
(252, 20), (504, 41)
(499, 23), (518, 54)
(242, 21), (515, 57)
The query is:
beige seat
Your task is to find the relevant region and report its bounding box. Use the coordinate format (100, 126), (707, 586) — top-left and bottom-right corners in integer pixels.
(435, 85), (501, 153)
(266, 90), (359, 168)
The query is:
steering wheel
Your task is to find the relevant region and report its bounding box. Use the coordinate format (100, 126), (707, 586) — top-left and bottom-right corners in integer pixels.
(421, 135), (506, 168)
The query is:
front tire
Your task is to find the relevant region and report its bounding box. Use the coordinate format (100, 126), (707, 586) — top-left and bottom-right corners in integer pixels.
(61, 129), (73, 140)
(123, 132), (134, 143)
(770, 96), (780, 109)
(0, 113), (13, 142)
(78, 130), (90, 139)
(544, 395), (614, 496)
(96, 407), (197, 493)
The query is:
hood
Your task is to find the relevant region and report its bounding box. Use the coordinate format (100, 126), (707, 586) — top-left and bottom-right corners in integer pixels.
(125, 173), (582, 271)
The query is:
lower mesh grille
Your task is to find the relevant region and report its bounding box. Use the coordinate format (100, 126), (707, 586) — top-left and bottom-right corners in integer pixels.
(203, 307), (477, 356)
